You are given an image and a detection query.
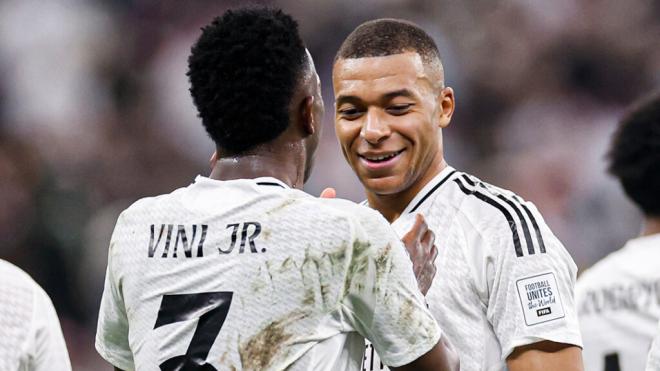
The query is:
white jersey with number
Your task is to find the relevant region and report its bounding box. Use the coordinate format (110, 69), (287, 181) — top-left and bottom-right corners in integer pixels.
(362, 166), (582, 371)
(95, 176), (441, 371)
(576, 233), (660, 371)
(0, 259), (72, 371)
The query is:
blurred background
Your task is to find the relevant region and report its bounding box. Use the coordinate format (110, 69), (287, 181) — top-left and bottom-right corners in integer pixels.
(0, 0), (659, 368)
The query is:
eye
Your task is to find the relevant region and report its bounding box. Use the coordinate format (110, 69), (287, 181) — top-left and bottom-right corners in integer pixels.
(338, 107), (363, 120)
(386, 103), (414, 115)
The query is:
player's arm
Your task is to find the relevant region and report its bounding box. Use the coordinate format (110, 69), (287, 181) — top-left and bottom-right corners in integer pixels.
(342, 210), (458, 371)
(507, 341), (583, 371)
(30, 285), (73, 371)
(96, 214), (135, 371)
(319, 190), (437, 295)
(479, 199), (583, 370)
(391, 336), (459, 371)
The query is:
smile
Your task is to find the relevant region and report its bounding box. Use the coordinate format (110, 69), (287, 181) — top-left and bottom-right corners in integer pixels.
(360, 149), (405, 162)
(358, 149), (405, 169)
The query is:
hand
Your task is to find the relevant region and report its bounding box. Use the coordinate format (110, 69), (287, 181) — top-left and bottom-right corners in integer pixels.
(209, 151), (218, 169)
(401, 214), (438, 295)
(319, 187), (336, 198)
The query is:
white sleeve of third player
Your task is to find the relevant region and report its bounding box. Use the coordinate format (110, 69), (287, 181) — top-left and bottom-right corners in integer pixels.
(27, 286), (72, 371)
(339, 207), (441, 368)
(95, 214), (134, 371)
(484, 202), (582, 360)
(647, 321), (660, 371)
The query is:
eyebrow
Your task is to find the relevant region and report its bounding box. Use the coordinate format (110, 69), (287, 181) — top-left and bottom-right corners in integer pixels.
(335, 89), (416, 106)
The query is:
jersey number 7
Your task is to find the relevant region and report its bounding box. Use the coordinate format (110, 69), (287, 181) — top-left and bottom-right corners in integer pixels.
(154, 292), (233, 371)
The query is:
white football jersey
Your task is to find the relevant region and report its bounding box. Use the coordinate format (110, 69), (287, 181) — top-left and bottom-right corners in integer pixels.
(96, 176), (440, 371)
(577, 233), (660, 371)
(646, 322), (660, 371)
(362, 166), (582, 371)
(0, 259), (72, 371)
(648, 320), (660, 371)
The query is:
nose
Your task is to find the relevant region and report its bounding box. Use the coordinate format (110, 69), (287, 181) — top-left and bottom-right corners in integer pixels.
(361, 108), (391, 144)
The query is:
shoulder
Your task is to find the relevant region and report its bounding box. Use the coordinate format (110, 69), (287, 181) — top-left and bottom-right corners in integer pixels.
(446, 171), (562, 259)
(119, 187), (190, 221)
(0, 259), (37, 293)
(0, 260), (38, 339)
(313, 197), (389, 225)
(576, 244), (633, 290)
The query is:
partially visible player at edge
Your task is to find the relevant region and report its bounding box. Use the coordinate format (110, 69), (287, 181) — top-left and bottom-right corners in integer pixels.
(0, 259), (72, 371)
(95, 8), (458, 371)
(576, 91), (660, 371)
(331, 19), (584, 371)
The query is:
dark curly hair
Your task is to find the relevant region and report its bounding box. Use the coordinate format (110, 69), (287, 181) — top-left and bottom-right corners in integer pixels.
(607, 90), (660, 216)
(187, 8), (306, 154)
(335, 18), (441, 68)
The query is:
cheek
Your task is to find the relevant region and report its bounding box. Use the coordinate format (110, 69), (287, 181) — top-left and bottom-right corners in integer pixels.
(334, 124), (358, 157)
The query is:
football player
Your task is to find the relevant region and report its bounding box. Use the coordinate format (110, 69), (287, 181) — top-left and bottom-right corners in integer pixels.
(0, 259), (71, 371)
(577, 91), (660, 371)
(332, 18), (584, 371)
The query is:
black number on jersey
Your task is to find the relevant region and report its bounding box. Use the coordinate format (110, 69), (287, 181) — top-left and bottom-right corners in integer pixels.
(154, 292), (233, 371)
(604, 352), (620, 371)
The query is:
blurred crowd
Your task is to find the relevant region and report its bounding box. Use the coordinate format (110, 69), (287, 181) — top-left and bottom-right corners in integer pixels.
(0, 0), (658, 369)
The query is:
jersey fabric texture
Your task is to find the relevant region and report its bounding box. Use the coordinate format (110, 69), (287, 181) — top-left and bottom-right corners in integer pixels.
(362, 166), (582, 371)
(0, 259), (72, 371)
(648, 321), (660, 371)
(96, 176), (440, 371)
(577, 233), (660, 371)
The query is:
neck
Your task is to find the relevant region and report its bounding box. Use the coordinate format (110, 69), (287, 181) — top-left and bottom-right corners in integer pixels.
(641, 216), (660, 237)
(209, 145), (306, 189)
(367, 157), (447, 223)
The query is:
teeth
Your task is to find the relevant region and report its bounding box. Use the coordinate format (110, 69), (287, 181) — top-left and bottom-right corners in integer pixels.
(365, 151), (400, 161)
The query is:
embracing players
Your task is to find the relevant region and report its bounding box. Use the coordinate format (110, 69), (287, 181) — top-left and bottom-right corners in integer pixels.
(577, 91), (660, 371)
(95, 8), (457, 371)
(332, 19), (584, 371)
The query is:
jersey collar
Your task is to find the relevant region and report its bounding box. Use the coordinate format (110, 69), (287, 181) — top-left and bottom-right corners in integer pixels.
(193, 176), (291, 189)
(400, 165), (457, 215)
(253, 177), (291, 189)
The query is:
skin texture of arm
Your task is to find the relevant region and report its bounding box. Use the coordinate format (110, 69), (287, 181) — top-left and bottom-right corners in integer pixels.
(391, 336), (460, 371)
(507, 341), (583, 371)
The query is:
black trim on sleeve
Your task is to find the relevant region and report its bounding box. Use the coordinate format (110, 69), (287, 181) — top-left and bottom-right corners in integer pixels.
(462, 174), (536, 256)
(454, 178), (524, 257)
(409, 170), (457, 212)
(518, 202), (547, 253)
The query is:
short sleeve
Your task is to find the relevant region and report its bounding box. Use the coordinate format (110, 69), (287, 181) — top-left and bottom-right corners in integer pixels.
(486, 203), (582, 360)
(31, 286), (72, 371)
(647, 321), (660, 371)
(95, 216), (135, 371)
(340, 209), (441, 368)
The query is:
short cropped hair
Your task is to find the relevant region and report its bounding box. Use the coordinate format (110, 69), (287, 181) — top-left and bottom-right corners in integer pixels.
(187, 8), (306, 154)
(607, 91), (660, 216)
(335, 18), (442, 68)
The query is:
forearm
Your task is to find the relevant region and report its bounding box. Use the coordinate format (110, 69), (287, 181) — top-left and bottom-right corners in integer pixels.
(507, 341), (583, 371)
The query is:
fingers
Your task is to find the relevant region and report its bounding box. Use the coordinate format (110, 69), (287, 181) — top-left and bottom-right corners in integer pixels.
(404, 213), (428, 242)
(209, 151), (218, 170)
(319, 187), (337, 198)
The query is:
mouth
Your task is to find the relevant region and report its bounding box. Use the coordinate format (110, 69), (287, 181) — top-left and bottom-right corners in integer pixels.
(358, 149), (405, 170)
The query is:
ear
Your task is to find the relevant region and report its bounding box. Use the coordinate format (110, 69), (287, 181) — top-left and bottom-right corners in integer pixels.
(299, 95), (316, 136)
(437, 87), (455, 129)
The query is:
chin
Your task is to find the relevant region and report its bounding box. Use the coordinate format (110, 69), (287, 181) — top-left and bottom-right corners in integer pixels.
(361, 175), (405, 196)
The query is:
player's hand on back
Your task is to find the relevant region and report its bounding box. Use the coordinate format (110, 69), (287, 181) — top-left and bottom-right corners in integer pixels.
(402, 214), (438, 295)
